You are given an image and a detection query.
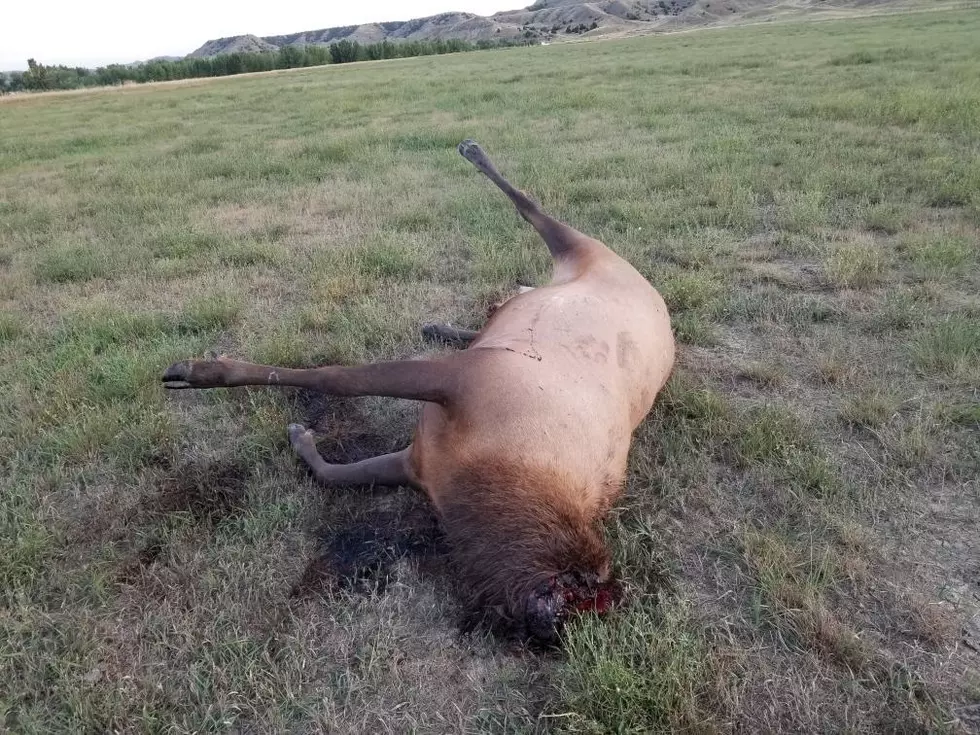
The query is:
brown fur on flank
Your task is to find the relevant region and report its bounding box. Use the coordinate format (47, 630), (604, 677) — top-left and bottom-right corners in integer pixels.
(162, 141), (674, 643)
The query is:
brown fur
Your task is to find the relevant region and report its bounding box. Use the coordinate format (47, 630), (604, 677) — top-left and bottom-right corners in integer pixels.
(163, 140), (675, 643)
(439, 460), (610, 617)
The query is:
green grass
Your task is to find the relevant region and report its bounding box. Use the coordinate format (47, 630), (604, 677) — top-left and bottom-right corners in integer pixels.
(2, 4), (979, 732)
(900, 232), (975, 279)
(734, 405), (814, 467)
(177, 293), (244, 333)
(34, 244), (110, 283)
(0, 311), (25, 342)
(557, 595), (726, 733)
(912, 315), (980, 380)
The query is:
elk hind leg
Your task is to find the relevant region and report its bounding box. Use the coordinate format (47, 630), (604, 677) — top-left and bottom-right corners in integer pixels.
(458, 139), (600, 264)
(421, 324), (479, 348)
(421, 286), (535, 348)
(288, 424), (415, 487)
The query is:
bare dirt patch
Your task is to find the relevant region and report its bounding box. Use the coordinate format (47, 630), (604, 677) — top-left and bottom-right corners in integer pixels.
(152, 459), (249, 523)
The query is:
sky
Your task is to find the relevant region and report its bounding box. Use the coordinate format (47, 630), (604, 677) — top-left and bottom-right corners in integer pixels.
(0, 0), (523, 70)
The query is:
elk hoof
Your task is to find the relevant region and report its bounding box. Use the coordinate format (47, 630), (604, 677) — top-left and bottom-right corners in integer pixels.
(287, 424), (318, 458)
(162, 361), (195, 389)
(421, 323), (444, 342)
(422, 323), (467, 344)
(161, 359), (227, 389)
(458, 139), (491, 172)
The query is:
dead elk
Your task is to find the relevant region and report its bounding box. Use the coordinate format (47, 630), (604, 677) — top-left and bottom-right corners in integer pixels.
(162, 140), (675, 643)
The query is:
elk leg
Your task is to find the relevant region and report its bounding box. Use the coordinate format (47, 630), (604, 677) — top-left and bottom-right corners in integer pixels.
(162, 356), (453, 404)
(458, 139), (596, 261)
(422, 323), (479, 348)
(422, 288), (534, 348)
(288, 424), (415, 487)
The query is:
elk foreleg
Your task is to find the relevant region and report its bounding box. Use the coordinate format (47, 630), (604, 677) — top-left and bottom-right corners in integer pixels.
(162, 356), (453, 404)
(288, 424), (415, 487)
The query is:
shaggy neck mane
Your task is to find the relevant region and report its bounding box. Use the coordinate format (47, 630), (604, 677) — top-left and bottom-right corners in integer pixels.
(440, 460), (609, 620)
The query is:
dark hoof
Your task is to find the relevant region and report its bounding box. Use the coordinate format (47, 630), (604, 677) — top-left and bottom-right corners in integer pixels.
(458, 139), (493, 172)
(162, 361), (194, 389)
(161, 359), (227, 389)
(287, 423), (312, 446)
(421, 323), (477, 348)
(421, 323), (445, 342)
(458, 138), (480, 158)
(288, 423), (321, 463)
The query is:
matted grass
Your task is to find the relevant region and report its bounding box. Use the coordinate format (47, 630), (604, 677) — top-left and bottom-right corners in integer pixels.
(1, 5), (978, 733)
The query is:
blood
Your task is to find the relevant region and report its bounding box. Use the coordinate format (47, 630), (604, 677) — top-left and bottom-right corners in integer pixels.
(571, 586), (617, 615)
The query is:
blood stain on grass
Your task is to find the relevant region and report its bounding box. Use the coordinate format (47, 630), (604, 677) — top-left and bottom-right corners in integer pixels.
(292, 505), (447, 598)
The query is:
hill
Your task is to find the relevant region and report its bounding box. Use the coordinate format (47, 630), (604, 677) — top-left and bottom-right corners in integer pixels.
(187, 0), (895, 57)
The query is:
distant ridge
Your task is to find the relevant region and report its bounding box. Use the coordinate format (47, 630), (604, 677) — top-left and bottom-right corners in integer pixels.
(188, 0), (907, 57)
(190, 35), (279, 58)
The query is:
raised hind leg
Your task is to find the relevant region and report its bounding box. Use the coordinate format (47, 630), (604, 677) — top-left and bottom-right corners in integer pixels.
(288, 424), (416, 488)
(458, 139), (605, 264)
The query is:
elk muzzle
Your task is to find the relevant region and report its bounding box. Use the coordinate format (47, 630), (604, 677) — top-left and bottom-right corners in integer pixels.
(524, 571), (624, 644)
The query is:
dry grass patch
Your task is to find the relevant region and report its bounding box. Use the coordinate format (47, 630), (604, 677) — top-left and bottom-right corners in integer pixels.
(839, 391), (902, 429)
(822, 236), (888, 290)
(736, 361), (787, 388)
(911, 315), (980, 381)
(900, 230), (976, 280)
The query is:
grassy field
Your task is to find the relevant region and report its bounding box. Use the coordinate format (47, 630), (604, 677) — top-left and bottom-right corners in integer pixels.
(2, 6), (979, 733)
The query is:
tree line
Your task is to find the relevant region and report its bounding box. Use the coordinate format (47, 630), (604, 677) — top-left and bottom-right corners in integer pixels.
(0, 38), (530, 94)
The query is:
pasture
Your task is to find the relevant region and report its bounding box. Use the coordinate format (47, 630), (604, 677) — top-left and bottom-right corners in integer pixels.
(1, 6), (978, 732)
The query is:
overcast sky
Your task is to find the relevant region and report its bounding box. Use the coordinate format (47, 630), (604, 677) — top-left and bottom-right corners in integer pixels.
(1, 0), (523, 70)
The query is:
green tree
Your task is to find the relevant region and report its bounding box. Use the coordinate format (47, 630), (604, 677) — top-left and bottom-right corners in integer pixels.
(24, 58), (50, 90)
(277, 45), (306, 69)
(329, 40), (360, 64)
(12, 36), (520, 94)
